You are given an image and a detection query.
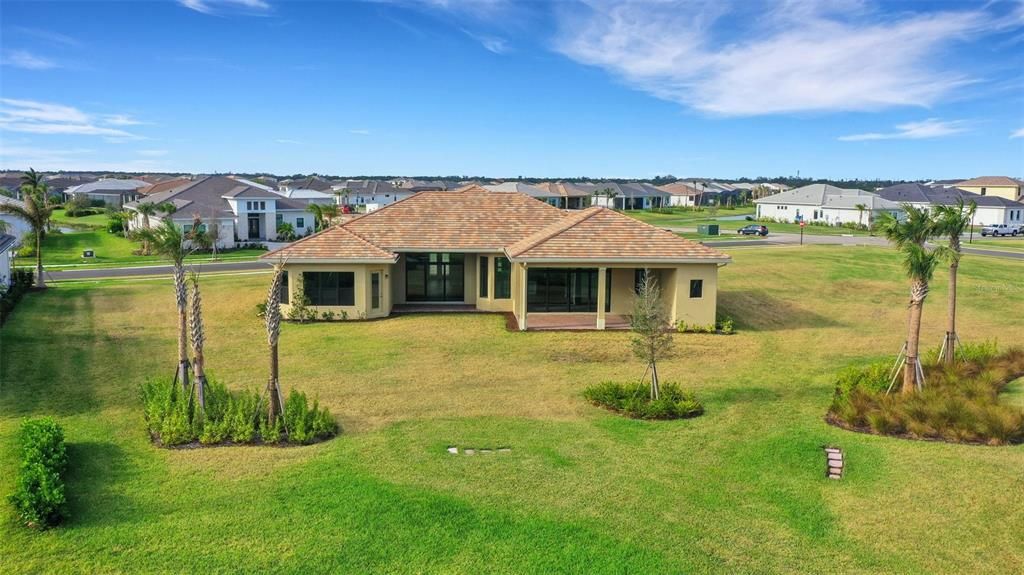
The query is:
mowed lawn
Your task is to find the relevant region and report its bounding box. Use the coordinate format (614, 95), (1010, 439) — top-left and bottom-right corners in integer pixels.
(24, 230), (266, 268)
(1, 246), (1022, 574)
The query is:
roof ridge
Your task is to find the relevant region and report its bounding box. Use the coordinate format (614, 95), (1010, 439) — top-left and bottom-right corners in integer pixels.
(340, 224), (393, 256)
(506, 206), (602, 257)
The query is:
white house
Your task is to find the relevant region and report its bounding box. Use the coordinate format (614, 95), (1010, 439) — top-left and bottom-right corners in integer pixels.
(657, 182), (700, 207)
(125, 176), (317, 248)
(64, 178), (149, 207)
(876, 183), (1024, 227)
(0, 233), (16, 288)
(755, 183), (901, 226)
(0, 196), (32, 244)
(337, 180), (418, 212)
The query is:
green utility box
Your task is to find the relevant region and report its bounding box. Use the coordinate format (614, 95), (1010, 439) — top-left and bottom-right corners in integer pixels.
(697, 224), (719, 236)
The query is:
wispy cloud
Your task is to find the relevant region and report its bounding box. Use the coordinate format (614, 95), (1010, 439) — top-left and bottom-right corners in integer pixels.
(838, 118), (969, 141)
(103, 114), (146, 126)
(348, 129), (371, 136)
(178, 0), (271, 15)
(0, 145), (173, 172)
(460, 28), (509, 54)
(275, 138), (304, 144)
(12, 27), (81, 47)
(2, 50), (59, 70)
(1011, 127), (1024, 139)
(0, 99), (145, 140)
(137, 149), (169, 157)
(553, 1), (1011, 116)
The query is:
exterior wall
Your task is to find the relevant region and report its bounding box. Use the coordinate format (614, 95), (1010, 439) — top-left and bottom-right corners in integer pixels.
(277, 211), (315, 237)
(755, 202), (812, 223)
(280, 263), (392, 320)
(958, 185), (1020, 202)
(474, 253), (514, 313)
(0, 247), (11, 287)
(669, 263), (719, 328)
(667, 195), (696, 207)
(973, 206), (1023, 226)
(757, 203), (898, 225)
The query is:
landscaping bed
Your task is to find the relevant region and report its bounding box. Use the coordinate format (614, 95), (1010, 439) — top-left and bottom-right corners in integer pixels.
(827, 346), (1024, 445)
(584, 381), (704, 420)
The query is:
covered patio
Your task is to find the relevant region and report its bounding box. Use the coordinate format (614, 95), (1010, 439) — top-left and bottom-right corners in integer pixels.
(523, 313), (631, 331)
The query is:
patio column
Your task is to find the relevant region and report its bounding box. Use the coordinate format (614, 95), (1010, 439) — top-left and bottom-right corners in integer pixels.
(596, 267), (607, 330)
(519, 262), (528, 331)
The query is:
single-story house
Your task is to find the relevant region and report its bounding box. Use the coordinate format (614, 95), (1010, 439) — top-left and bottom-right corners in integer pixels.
(876, 183), (1024, 227)
(531, 182), (592, 209)
(279, 176), (335, 193)
(64, 178), (149, 207)
(336, 180), (416, 212)
(262, 186), (729, 330)
(954, 176), (1022, 202)
(0, 196), (33, 244)
(0, 233), (16, 288)
(590, 182), (671, 210)
(657, 182), (701, 207)
(125, 176), (318, 248)
(755, 183), (901, 226)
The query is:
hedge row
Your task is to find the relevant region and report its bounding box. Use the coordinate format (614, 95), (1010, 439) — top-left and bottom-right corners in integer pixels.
(8, 417), (68, 529)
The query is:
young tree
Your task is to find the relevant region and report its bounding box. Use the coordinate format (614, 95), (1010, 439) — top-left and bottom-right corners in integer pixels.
(878, 207), (940, 393)
(855, 203), (868, 227)
(0, 169), (54, 288)
(932, 200), (976, 365)
(134, 202), (162, 254)
(188, 272), (208, 410)
(308, 204), (325, 232)
(135, 219), (194, 391)
(265, 263), (286, 424)
(630, 270), (674, 399)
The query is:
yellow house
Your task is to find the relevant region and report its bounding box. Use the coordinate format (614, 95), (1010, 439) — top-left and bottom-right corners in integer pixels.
(262, 186), (730, 330)
(955, 176), (1022, 202)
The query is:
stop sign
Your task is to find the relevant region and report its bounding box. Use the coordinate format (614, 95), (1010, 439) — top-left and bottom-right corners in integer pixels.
(799, 221), (806, 227)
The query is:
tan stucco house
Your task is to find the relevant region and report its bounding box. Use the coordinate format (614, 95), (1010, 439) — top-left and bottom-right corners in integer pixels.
(954, 176), (1022, 202)
(262, 186), (730, 330)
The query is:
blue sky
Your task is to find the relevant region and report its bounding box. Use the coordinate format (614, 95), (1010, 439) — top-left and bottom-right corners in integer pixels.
(0, 0), (1022, 179)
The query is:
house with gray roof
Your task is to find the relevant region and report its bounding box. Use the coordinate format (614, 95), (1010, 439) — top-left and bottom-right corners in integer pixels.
(876, 183), (1024, 227)
(63, 178), (149, 207)
(125, 175), (318, 247)
(590, 182), (670, 210)
(755, 183), (901, 227)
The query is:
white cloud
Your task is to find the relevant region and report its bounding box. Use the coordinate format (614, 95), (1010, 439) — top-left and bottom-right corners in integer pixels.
(12, 27), (81, 47)
(553, 1), (1002, 116)
(0, 145), (172, 172)
(348, 129), (371, 136)
(137, 150), (169, 157)
(179, 0), (271, 15)
(0, 99), (144, 140)
(2, 50), (59, 70)
(838, 118), (969, 141)
(1011, 127), (1024, 139)
(460, 28), (509, 53)
(103, 114), (146, 126)
(275, 138), (304, 144)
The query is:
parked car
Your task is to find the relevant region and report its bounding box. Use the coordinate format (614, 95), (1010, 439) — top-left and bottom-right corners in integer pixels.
(738, 224), (768, 236)
(980, 224), (1022, 237)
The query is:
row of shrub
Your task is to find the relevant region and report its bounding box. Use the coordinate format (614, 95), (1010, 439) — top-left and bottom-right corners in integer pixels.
(677, 315), (735, 335)
(827, 344), (1024, 445)
(141, 377), (337, 446)
(584, 381), (704, 420)
(8, 418), (68, 529)
(0, 269), (35, 325)
(755, 216), (870, 231)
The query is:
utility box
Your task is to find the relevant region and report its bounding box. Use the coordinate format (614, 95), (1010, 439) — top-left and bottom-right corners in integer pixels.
(82, 250), (95, 258)
(697, 224), (719, 236)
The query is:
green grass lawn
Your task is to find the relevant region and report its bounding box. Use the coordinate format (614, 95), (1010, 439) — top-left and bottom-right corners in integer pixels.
(626, 206), (755, 227)
(19, 229), (267, 269)
(963, 237), (1024, 252)
(50, 208), (111, 230)
(2, 246), (1022, 573)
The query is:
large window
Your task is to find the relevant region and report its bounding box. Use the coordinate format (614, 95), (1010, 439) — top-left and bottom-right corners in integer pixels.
(371, 272), (381, 309)
(281, 271), (289, 305)
(527, 268), (611, 313)
(479, 256), (489, 298)
(494, 257), (511, 299)
(406, 253), (464, 302)
(303, 272), (355, 306)
(634, 268), (648, 294)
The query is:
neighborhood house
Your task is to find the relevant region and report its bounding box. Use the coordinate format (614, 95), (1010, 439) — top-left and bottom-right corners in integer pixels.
(754, 183), (901, 226)
(263, 186), (730, 330)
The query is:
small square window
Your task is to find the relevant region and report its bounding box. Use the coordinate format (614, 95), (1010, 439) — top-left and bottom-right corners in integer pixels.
(296, 217), (305, 228)
(689, 279), (703, 299)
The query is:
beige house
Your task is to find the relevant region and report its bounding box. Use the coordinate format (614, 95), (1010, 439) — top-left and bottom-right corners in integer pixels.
(955, 176), (1022, 202)
(263, 186), (730, 330)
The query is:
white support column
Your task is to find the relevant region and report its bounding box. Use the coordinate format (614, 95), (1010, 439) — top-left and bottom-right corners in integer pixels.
(596, 267), (607, 330)
(519, 262), (528, 331)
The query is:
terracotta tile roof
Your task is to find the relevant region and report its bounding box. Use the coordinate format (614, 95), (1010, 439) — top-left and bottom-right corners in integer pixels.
(342, 186), (564, 250)
(506, 207), (730, 262)
(657, 182), (700, 196)
(263, 225), (396, 262)
(956, 176), (1022, 187)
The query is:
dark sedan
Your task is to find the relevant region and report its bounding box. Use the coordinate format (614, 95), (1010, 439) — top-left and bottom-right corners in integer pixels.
(738, 224), (768, 236)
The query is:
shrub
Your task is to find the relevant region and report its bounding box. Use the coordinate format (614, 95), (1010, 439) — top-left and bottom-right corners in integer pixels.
(140, 377), (338, 446)
(1, 269), (35, 325)
(8, 418), (68, 529)
(827, 347), (1024, 445)
(584, 381), (704, 420)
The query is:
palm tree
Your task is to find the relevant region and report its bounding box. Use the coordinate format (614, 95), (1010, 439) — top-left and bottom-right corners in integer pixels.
(188, 272), (207, 410)
(308, 204), (325, 232)
(135, 219), (194, 391)
(932, 200), (976, 365)
(855, 203), (868, 227)
(0, 169), (54, 288)
(320, 203), (339, 228)
(878, 207), (940, 394)
(265, 263), (286, 424)
(134, 202), (162, 253)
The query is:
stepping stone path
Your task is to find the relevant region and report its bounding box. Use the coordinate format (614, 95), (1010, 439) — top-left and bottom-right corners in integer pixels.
(825, 447), (844, 480)
(447, 446), (512, 456)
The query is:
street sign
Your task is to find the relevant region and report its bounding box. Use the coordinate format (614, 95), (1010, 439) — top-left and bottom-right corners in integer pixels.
(799, 221), (806, 228)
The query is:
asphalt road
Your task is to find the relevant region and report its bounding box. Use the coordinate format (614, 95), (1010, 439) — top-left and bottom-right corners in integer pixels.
(43, 232), (1023, 282)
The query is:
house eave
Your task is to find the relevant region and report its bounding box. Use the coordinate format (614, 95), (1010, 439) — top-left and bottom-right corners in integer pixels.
(261, 256), (398, 265)
(506, 256), (731, 265)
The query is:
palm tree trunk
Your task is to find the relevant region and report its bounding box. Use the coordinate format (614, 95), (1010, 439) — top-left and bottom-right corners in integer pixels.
(189, 275), (207, 410)
(903, 280), (927, 394)
(268, 343), (281, 424)
(174, 263), (190, 392)
(944, 261), (958, 365)
(34, 231), (45, 288)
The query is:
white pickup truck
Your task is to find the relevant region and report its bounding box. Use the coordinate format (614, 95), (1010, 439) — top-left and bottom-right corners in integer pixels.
(980, 223), (1022, 237)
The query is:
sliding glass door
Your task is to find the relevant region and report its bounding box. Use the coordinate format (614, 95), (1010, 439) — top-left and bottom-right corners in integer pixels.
(526, 268), (610, 313)
(405, 253), (465, 302)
